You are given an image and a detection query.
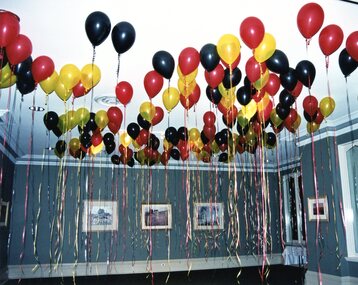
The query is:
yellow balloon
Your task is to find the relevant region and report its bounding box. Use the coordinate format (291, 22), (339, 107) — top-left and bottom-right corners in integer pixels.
(132, 139), (141, 150)
(218, 83), (236, 98)
(257, 93), (271, 113)
(95, 110), (109, 129)
(40, 71), (59, 94)
(139, 101), (156, 122)
(0, 75), (16, 88)
(220, 94), (235, 109)
(120, 132), (132, 147)
(253, 69), (269, 90)
(162, 87), (180, 112)
(319, 97), (335, 118)
(211, 140), (220, 154)
(177, 66), (198, 84)
(57, 114), (68, 133)
(178, 78), (196, 97)
(254, 33), (276, 63)
(59, 64), (80, 90)
(195, 139), (203, 150)
(90, 142), (103, 156)
(217, 34), (241, 65)
(291, 114), (301, 131)
(307, 122), (320, 134)
(270, 108), (283, 127)
(163, 138), (172, 151)
(241, 100), (257, 120)
(66, 110), (77, 131)
(75, 107), (90, 127)
(237, 110), (249, 127)
(69, 138), (81, 152)
(55, 80), (72, 102)
(81, 63), (101, 90)
(0, 64), (12, 82)
(189, 128), (200, 142)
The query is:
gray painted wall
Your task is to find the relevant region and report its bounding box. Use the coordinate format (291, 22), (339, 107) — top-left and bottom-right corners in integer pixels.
(8, 161), (281, 271)
(300, 129), (358, 278)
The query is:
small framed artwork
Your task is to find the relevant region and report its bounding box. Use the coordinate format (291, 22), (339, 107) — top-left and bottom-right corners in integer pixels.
(82, 200), (118, 232)
(0, 199), (9, 227)
(141, 204), (172, 230)
(307, 196), (329, 222)
(193, 202), (224, 230)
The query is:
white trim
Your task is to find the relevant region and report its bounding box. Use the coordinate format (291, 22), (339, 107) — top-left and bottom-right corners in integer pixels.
(7, 254), (283, 279)
(305, 270), (358, 285)
(338, 141), (358, 258)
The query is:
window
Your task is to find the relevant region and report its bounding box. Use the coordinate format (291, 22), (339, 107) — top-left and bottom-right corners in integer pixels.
(283, 172), (305, 245)
(339, 142), (358, 258)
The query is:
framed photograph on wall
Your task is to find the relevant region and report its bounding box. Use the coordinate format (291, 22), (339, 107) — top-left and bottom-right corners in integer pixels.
(0, 199), (9, 227)
(141, 204), (172, 230)
(307, 196), (329, 222)
(193, 202), (224, 230)
(82, 200), (118, 232)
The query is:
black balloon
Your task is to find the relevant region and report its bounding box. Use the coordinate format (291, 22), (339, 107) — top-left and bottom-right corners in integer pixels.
(127, 122), (140, 139)
(222, 115), (236, 128)
(56, 140), (66, 155)
(237, 124), (249, 136)
(149, 134), (160, 150)
(295, 60), (316, 88)
(52, 126), (62, 138)
(200, 43), (220, 72)
(105, 142), (116, 154)
(236, 86), (252, 106)
(339, 48), (358, 77)
(103, 132), (115, 145)
(127, 157), (135, 167)
(16, 69), (35, 95)
(152, 50), (175, 80)
(280, 68), (298, 91)
(218, 153), (228, 162)
(170, 148), (180, 160)
(79, 112), (98, 133)
(303, 110), (317, 122)
(13, 56), (32, 76)
(111, 21), (136, 54)
(265, 132), (276, 147)
(279, 89), (295, 107)
(85, 11), (111, 47)
(80, 132), (92, 148)
(111, 154), (121, 165)
(206, 86), (222, 104)
(137, 114), (151, 130)
(177, 126), (188, 141)
(243, 76), (257, 95)
(215, 131), (225, 146)
(200, 131), (210, 145)
(43, 111), (59, 131)
(165, 127), (178, 145)
(266, 49), (289, 74)
(276, 103), (290, 120)
(222, 67), (242, 89)
(0, 49), (8, 68)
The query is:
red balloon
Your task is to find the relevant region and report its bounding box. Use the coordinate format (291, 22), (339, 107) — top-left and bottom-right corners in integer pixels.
(6, 34), (33, 65)
(314, 109), (324, 124)
(151, 106), (164, 126)
(257, 100), (272, 123)
(138, 129), (149, 145)
(252, 89), (265, 102)
(31, 56), (55, 83)
(180, 94), (194, 110)
(346, 31), (358, 62)
(203, 124), (216, 141)
(203, 111), (216, 126)
(108, 121), (120, 134)
(240, 16), (265, 49)
(290, 81), (303, 97)
(265, 73), (280, 96)
(107, 106), (123, 127)
(0, 11), (20, 48)
(303, 95), (318, 117)
(319, 24), (344, 56)
(178, 47), (200, 75)
(73, 81), (89, 98)
(188, 84), (200, 104)
(225, 105), (238, 124)
(221, 54), (241, 69)
(284, 108), (298, 129)
(297, 3), (324, 39)
(204, 64), (224, 88)
(144, 70), (164, 99)
(161, 150), (170, 165)
(245, 56), (267, 82)
(91, 132), (103, 147)
(217, 102), (229, 114)
(115, 81), (133, 106)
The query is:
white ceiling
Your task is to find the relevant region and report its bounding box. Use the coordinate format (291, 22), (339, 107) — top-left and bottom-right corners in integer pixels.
(1, 0), (358, 159)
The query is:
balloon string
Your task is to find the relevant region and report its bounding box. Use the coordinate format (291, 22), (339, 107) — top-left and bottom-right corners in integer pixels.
(344, 78), (355, 143)
(92, 46), (96, 65)
(325, 60), (332, 98)
(116, 54), (121, 84)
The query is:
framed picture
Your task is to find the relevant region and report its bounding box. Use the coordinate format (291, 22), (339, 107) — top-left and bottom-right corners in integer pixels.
(193, 202), (224, 230)
(141, 204), (172, 230)
(0, 199), (9, 227)
(307, 196), (329, 222)
(82, 200), (118, 232)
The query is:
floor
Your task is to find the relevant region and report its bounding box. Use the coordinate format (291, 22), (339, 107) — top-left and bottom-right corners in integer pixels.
(3, 265), (306, 284)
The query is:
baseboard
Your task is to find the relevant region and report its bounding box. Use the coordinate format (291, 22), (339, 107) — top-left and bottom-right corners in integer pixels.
(7, 254), (283, 279)
(305, 270), (358, 285)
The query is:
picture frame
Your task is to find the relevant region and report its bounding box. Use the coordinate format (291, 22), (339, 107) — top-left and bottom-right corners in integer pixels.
(141, 204), (172, 230)
(0, 199), (9, 227)
(82, 200), (118, 232)
(193, 202), (224, 230)
(307, 196), (329, 222)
